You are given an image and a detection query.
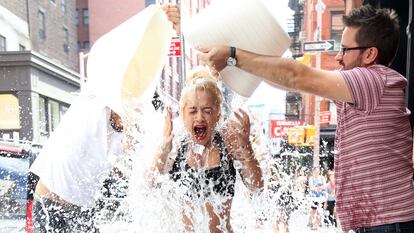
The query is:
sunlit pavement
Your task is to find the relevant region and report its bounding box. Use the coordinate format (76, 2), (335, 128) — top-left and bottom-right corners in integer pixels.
(246, 208), (341, 233)
(0, 219), (25, 233)
(96, 209), (342, 233)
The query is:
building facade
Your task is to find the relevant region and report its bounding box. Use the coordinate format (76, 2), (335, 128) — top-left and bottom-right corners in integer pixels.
(76, 0), (89, 51)
(0, 0), (80, 144)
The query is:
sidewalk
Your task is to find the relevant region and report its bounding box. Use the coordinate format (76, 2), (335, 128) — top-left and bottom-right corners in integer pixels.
(245, 207), (341, 233)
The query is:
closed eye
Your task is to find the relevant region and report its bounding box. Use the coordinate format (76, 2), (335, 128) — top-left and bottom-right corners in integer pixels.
(202, 107), (213, 114)
(188, 107), (197, 114)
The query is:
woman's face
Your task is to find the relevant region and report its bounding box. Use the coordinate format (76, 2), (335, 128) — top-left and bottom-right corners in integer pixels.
(182, 89), (221, 146)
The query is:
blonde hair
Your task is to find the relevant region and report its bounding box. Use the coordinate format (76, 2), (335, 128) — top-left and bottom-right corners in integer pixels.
(179, 68), (223, 116)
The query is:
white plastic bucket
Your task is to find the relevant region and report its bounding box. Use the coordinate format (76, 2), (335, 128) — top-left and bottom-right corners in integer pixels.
(184, 0), (291, 97)
(87, 5), (173, 120)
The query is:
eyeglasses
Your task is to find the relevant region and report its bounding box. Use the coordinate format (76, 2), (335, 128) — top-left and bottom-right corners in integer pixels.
(340, 46), (371, 56)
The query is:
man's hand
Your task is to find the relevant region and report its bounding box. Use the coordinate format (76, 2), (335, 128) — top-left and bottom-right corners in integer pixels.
(197, 46), (230, 76)
(161, 3), (180, 34)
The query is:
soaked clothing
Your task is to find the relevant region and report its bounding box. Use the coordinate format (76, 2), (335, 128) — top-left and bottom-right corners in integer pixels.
(169, 132), (236, 199)
(33, 195), (99, 233)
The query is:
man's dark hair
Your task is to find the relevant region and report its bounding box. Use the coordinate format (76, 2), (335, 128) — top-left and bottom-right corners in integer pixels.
(343, 4), (400, 66)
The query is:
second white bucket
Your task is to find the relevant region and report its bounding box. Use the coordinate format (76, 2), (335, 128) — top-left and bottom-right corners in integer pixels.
(184, 0), (291, 97)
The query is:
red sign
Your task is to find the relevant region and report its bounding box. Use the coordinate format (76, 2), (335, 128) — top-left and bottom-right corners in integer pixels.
(270, 120), (305, 138)
(319, 111), (331, 124)
(168, 36), (181, 56)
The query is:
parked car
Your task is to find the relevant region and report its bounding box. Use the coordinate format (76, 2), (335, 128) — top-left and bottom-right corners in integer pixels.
(0, 140), (40, 233)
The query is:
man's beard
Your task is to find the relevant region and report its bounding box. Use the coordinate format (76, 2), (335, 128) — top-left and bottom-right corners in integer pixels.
(341, 55), (363, 70)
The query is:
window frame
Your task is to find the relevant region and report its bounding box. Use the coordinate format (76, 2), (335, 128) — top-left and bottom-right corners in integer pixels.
(75, 9), (79, 26)
(63, 27), (69, 53)
(0, 35), (6, 51)
(82, 8), (89, 25)
(38, 96), (69, 136)
(38, 10), (46, 40)
(330, 10), (344, 52)
(61, 0), (67, 15)
(82, 41), (90, 49)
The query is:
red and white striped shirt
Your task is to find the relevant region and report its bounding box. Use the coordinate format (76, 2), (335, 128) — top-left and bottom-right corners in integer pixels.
(335, 64), (414, 231)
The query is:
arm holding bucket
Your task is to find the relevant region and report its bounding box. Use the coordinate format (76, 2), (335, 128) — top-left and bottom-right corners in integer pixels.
(161, 3), (180, 34)
(197, 46), (352, 103)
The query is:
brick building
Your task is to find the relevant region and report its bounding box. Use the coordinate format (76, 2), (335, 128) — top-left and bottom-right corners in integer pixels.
(0, 0), (79, 71)
(77, 0), (89, 51)
(0, 0), (80, 144)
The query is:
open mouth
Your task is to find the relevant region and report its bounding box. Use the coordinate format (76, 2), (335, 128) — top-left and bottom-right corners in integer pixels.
(193, 125), (207, 141)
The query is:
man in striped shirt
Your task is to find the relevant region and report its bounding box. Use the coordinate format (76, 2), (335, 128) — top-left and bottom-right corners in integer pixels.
(197, 4), (414, 233)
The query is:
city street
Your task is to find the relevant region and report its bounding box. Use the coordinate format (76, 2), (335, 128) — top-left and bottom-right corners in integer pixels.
(0, 0), (413, 232)
(0, 219), (25, 233)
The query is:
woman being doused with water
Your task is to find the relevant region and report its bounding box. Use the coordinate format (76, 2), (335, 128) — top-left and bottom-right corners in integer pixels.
(147, 68), (264, 232)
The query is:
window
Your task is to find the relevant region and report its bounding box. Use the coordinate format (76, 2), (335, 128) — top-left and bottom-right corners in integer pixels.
(82, 8), (89, 25)
(77, 41), (81, 51)
(61, 0), (67, 14)
(285, 93), (302, 120)
(19, 44), (25, 51)
(286, 102), (300, 116)
(75, 9), (79, 26)
(39, 96), (68, 135)
(63, 27), (69, 53)
(0, 35), (6, 51)
(331, 11), (344, 51)
(48, 100), (60, 132)
(82, 41), (90, 49)
(39, 96), (48, 135)
(145, 0), (156, 6)
(38, 10), (46, 40)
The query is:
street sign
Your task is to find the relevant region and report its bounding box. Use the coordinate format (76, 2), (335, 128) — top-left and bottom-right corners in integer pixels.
(320, 111), (331, 124)
(303, 40), (335, 52)
(270, 120), (305, 138)
(168, 36), (181, 56)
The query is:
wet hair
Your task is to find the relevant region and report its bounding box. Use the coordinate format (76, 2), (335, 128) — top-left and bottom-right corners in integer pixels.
(179, 68), (223, 116)
(109, 111), (124, 132)
(343, 5), (400, 66)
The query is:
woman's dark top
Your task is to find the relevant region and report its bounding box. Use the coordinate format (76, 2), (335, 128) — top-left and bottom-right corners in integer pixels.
(169, 132), (236, 199)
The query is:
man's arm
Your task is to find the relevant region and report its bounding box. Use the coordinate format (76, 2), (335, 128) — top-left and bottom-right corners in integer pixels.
(197, 46), (353, 103)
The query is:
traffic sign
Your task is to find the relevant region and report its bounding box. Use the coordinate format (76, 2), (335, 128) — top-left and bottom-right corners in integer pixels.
(168, 36), (181, 56)
(303, 40), (335, 52)
(270, 120), (305, 138)
(320, 111), (331, 124)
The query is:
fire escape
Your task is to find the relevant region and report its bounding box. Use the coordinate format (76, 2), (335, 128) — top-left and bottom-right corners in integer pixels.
(285, 0), (304, 120)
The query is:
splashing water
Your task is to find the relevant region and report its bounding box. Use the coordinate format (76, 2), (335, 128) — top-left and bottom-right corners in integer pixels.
(92, 94), (340, 233)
